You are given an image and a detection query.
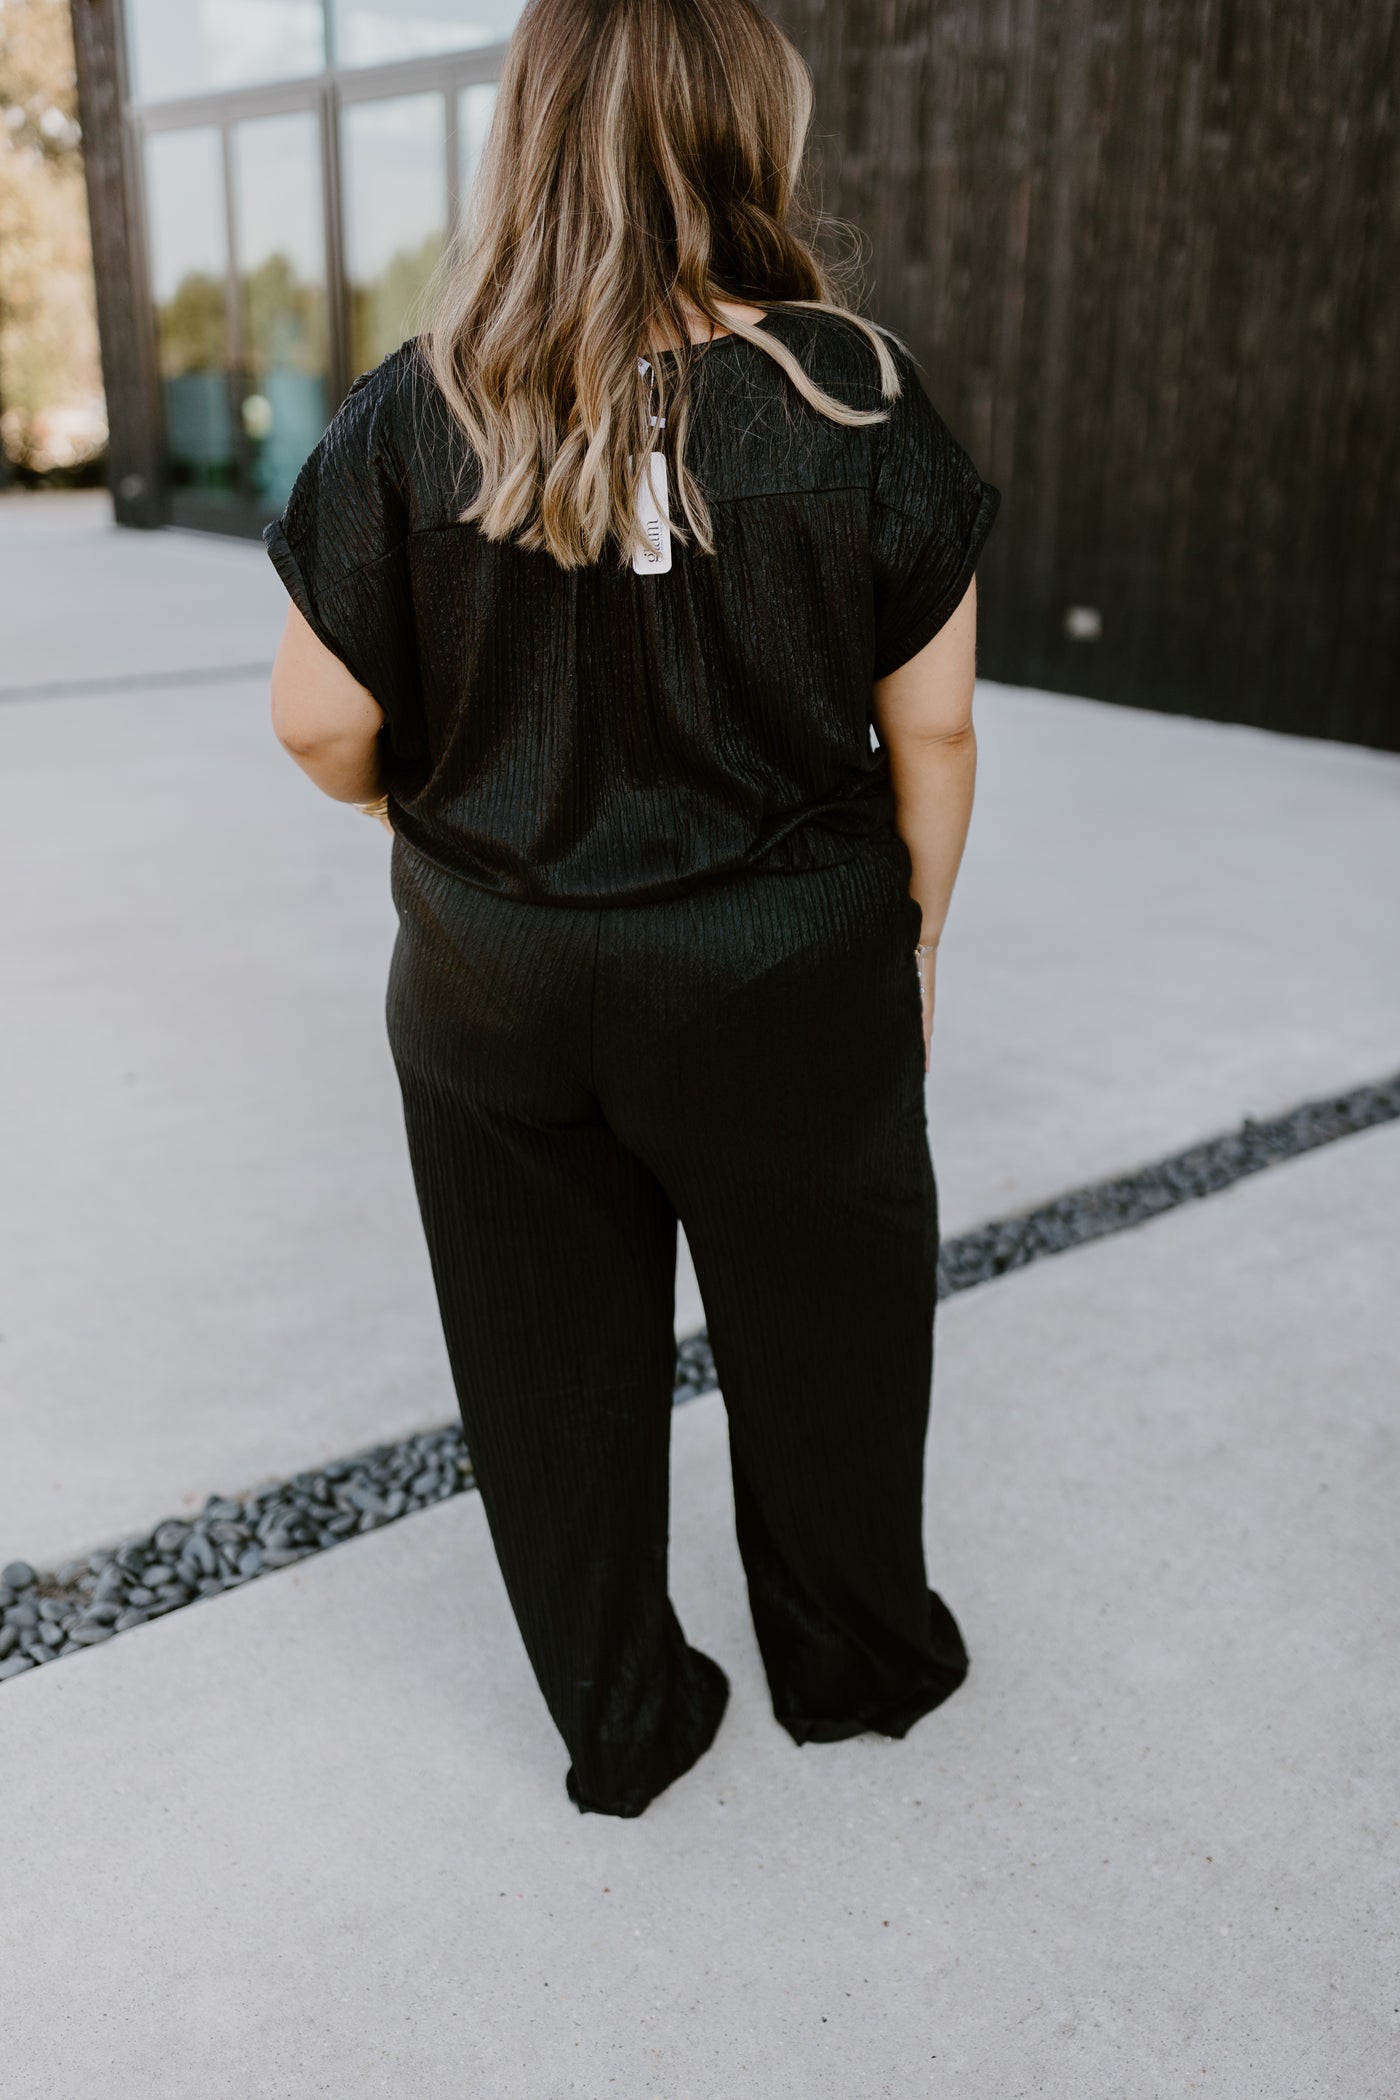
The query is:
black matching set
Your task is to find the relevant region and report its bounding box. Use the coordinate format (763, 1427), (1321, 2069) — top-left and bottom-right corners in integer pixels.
(265, 305), (1001, 1816)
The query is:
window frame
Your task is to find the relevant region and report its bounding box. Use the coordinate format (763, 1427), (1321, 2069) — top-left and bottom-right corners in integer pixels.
(125, 7), (511, 535)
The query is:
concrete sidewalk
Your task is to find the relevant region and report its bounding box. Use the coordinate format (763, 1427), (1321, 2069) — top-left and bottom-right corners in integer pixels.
(1, 489), (280, 691)
(4, 492), (1398, 1567)
(3, 1119), (1396, 2097)
(2, 489), (1398, 2096)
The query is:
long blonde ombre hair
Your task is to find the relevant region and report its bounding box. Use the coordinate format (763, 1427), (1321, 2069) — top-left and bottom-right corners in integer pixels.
(421, 0), (901, 570)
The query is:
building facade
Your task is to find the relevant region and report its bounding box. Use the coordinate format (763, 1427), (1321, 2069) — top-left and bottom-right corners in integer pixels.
(73, 0), (1399, 750)
(72, 0), (521, 536)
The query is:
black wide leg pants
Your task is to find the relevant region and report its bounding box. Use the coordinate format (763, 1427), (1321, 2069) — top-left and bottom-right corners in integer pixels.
(385, 828), (969, 1817)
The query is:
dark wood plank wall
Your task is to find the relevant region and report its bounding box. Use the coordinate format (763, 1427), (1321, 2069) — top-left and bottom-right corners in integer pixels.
(772, 0), (1400, 749)
(66, 0), (1399, 742)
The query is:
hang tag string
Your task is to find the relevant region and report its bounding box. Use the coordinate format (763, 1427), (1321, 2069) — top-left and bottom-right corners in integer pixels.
(636, 355), (667, 434)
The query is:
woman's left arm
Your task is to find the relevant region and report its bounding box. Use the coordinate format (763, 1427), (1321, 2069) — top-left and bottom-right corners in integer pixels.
(270, 601), (391, 824)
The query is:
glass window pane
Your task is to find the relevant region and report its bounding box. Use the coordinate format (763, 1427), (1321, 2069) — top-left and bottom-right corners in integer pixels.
(144, 127), (236, 499)
(457, 81), (497, 207)
(231, 111), (330, 512)
(341, 94), (447, 376)
(334, 0), (523, 68)
(127, 0), (324, 103)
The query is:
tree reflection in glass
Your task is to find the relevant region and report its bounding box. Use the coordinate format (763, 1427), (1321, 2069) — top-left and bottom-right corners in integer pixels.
(144, 126), (236, 498)
(231, 110), (330, 511)
(341, 94), (448, 378)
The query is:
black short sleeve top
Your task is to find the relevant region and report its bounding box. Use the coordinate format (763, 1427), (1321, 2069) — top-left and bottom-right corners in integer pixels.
(264, 305), (1000, 903)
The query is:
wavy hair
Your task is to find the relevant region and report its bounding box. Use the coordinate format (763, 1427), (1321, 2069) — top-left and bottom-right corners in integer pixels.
(420, 0), (900, 569)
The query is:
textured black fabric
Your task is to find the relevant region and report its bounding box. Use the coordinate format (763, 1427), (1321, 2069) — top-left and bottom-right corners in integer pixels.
(386, 826), (969, 1815)
(266, 309), (987, 1815)
(264, 305), (1000, 905)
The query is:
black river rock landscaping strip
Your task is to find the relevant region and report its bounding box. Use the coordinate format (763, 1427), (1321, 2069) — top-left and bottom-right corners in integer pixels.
(935, 1065), (1400, 1294)
(3, 1067), (1396, 1684)
(0, 1432), (475, 1682)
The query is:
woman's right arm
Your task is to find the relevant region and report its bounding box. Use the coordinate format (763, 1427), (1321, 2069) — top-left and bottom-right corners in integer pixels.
(870, 575), (980, 1069)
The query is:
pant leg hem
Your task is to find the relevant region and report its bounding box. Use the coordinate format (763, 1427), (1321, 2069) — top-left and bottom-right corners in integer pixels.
(563, 1651), (730, 1818)
(775, 1655), (968, 1746)
(772, 1587), (970, 1747)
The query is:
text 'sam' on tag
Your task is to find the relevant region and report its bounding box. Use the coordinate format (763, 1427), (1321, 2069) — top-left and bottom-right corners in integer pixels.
(631, 451), (672, 576)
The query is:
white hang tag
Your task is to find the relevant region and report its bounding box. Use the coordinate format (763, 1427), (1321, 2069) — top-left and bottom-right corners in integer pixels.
(632, 450), (672, 576)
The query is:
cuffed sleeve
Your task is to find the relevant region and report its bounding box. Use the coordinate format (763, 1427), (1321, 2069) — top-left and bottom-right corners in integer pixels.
(870, 346), (1000, 679)
(263, 346), (421, 746)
